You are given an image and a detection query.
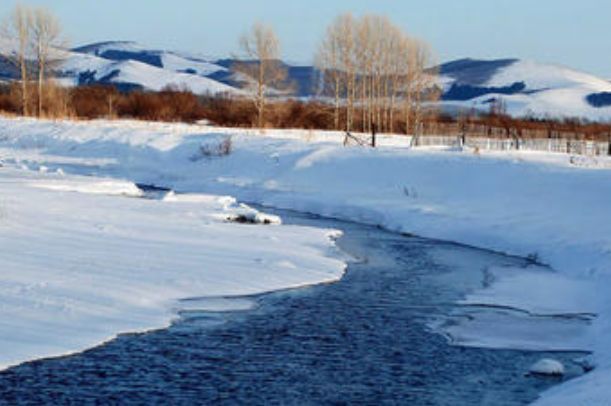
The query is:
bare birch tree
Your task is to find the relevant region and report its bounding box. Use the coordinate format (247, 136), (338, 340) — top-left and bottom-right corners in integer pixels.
(400, 37), (436, 136)
(30, 7), (63, 117)
(315, 21), (343, 130)
(409, 40), (436, 138)
(2, 5), (33, 115)
(385, 25), (406, 133)
(234, 22), (285, 129)
(317, 13), (438, 137)
(336, 14), (357, 132)
(315, 13), (359, 132)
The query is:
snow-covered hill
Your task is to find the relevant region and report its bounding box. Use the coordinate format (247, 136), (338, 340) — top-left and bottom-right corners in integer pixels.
(0, 39), (241, 95)
(60, 51), (238, 95)
(439, 58), (611, 121)
(65, 42), (241, 95)
(72, 41), (227, 78)
(2, 39), (611, 120)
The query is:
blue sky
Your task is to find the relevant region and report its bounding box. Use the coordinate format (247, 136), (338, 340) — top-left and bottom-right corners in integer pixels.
(1, 0), (610, 76)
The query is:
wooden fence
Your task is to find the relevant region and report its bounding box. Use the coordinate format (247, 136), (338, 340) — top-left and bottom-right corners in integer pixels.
(412, 135), (611, 156)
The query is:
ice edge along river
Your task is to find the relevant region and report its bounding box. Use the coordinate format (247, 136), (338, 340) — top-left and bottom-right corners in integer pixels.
(0, 168), (348, 372)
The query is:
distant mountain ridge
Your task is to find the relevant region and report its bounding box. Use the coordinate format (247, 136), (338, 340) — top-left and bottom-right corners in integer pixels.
(1, 40), (610, 121)
(435, 58), (611, 120)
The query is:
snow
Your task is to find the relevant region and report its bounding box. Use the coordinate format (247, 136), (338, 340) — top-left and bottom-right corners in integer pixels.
(1, 116), (611, 403)
(32, 178), (144, 197)
(440, 59), (611, 120)
(60, 55), (238, 95)
(460, 266), (600, 317)
(159, 53), (226, 77)
(59, 41), (231, 93)
(73, 41), (227, 76)
(163, 191), (282, 224)
(0, 166), (346, 372)
(0, 40), (236, 95)
(93, 59), (235, 94)
(439, 307), (592, 352)
(530, 359), (566, 376)
(486, 60), (611, 91)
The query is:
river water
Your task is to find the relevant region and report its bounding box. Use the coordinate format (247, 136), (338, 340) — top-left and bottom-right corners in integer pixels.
(0, 208), (586, 405)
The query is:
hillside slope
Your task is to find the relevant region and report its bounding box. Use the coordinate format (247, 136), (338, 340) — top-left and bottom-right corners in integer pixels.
(439, 58), (611, 120)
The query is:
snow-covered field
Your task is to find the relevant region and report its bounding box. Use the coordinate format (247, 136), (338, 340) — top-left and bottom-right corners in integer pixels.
(1, 116), (611, 404)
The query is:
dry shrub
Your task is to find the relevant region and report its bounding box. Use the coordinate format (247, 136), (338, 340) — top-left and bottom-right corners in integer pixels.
(42, 80), (73, 119)
(0, 84), (17, 114)
(200, 96), (256, 127)
(71, 85), (118, 118)
(194, 135), (233, 160)
(118, 89), (203, 122)
(200, 97), (335, 130)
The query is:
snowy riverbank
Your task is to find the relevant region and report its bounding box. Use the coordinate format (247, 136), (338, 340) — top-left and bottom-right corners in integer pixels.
(0, 167), (346, 371)
(1, 117), (610, 403)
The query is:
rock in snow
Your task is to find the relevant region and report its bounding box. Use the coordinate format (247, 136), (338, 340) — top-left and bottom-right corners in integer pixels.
(530, 359), (565, 376)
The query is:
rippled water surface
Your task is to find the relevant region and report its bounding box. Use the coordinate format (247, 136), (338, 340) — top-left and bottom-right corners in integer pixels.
(0, 210), (585, 405)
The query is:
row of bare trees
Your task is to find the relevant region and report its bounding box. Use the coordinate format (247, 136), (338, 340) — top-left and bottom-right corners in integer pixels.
(232, 14), (438, 132)
(315, 14), (438, 134)
(2, 4), (64, 117)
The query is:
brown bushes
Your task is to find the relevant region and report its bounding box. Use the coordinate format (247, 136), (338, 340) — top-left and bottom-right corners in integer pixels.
(70, 86), (204, 122)
(199, 96), (256, 127)
(41, 81), (73, 119)
(0, 83), (609, 143)
(199, 97), (335, 130)
(71, 85), (117, 118)
(0, 81), (71, 118)
(0, 84), (17, 113)
(119, 90), (202, 122)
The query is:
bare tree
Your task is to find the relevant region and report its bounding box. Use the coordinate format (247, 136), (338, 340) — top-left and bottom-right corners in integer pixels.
(317, 14), (438, 138)
(315, 21), (343, 130)
(386, 25), (406, 133)
(233, 22), (286, 129)
(401, 38), (436, 136)
(336, 13), (357, 132)
(2, 5), (33, 115)
(30, 7), (63, 117)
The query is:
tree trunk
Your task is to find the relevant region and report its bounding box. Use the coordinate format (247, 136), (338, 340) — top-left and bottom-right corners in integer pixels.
(334, 74), (340, 130)
(20, 54), (28, 116)
(37, 48), (44, 117)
